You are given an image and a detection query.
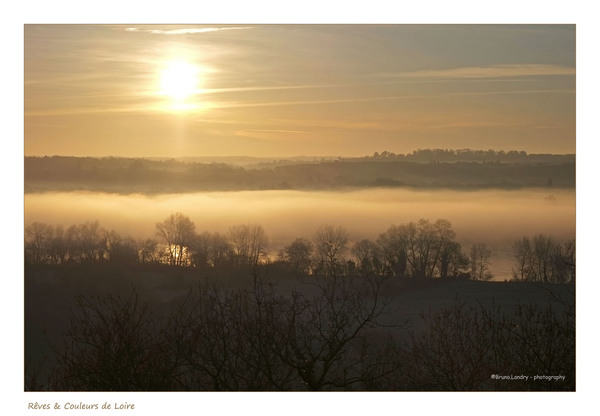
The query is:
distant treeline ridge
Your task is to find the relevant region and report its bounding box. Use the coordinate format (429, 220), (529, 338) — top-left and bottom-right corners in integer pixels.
(24, 148), (575, 193)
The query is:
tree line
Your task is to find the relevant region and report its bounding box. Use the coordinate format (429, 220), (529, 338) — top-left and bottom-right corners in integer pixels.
(25, 214), (575, 283)
(25, 151), (575, 193)
(368, 148), (574, 163)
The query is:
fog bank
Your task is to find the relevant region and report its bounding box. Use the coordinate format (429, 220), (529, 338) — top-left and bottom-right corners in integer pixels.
(25, 188), (575, 280)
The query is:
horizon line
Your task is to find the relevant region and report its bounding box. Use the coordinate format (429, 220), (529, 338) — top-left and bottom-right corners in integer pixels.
(24, 150), (577, 160)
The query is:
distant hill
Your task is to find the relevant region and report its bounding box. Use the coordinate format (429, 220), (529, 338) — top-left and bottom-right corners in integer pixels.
(24, 150), (575, 194)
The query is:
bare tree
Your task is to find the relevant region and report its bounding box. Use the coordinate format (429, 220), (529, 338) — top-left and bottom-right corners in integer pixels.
(280, 238), (314, 275)
(377, 225), (408, 278)
(270, 273), (401, 390)
(407, 299), (575, 391)
(561, 239), (575, 283)
(103, 230), (138, 264)
(470, 243), (493, 281)
(66, 221), (106, 263)
(155, 213), (196, 266)
(227, 224), (268, 267)
(313, 225), (349, 276)
(48, 225), (67, 264)
(51, 292), (184, 391)
(406, 219), (453, 279)
(25, 222), (54, 264)
(532, 234), (556, 283)
(378, 219), (463, 279)
(351, 239), (384, 277)
(512, 237), (533, 282)
(432, 219), (460, 278)
(25, 222), (69, 265)
(139, 238), (160, 264)
(177, 280), (297, 390)
(192, 232), (233, 269)
(512, 235), (574, 283)
(439, 240), (469, 279)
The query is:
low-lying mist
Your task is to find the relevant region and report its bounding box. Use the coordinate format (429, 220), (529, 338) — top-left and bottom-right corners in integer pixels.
(25, 188), (575, 280)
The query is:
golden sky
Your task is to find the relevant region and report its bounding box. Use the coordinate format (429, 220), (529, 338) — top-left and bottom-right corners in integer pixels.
(24, 24), (576, 157)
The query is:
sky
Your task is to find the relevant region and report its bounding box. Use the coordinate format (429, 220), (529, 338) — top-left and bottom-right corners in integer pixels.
(25, 24), (575, 157)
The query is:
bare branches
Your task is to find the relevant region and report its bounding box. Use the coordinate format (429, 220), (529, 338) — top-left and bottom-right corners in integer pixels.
(512, 235), (575, 283)
(155, 213), (196, 266)
(51, 291), (182, 391)
(406, 299), (575, 391)
(47, 270), (402, 391)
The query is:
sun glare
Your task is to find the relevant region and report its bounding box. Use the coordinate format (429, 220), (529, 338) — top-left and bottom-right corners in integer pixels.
(160, 61), (200, 100)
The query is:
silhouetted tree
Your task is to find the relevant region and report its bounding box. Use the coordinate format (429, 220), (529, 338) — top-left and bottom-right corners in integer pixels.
(66, 221), (106, 263)
(438, 240), (469, 279)
(155, 213), (196, 266)
(400, 220), (437, 279)
(270, 273), (401, 390)
(176, 279), (297, 390)
(51, 292), (184, 390)
(377, 225), (408, 278)
(48, 225), (68, 264)
(25, 222), (54, 264)
(512, 235), (574, 283)
(227, 224), (269, 267)
(407, 297), (575, 391)
(561, 239), (576, 283)
(378, 219), (463, 279)
(47, 269), (405, 391)
(313, 225), (349, 276)
(432, 219), (462, 278)
(103, 230), (138, 264)
(139, 238), (160, 264)
(512, 237), (533, 282)
(532, 234), (556, 283)
(192, 232), (233, 269)
(279, 238), (314, 275)
(351, 239), (384, 276)
(470, 243), (493, 281)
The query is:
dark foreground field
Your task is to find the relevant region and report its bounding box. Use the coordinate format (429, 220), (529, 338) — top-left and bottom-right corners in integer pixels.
(25, 263), (575, 391)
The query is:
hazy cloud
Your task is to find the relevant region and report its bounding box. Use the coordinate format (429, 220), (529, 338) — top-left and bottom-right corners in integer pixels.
(376, 64), (575, 80)
(208, 88), (573, 110)
(240, 129), (310, 134)
(235, 129), (311, 141)
(125, 27), (252, 35)
(24, 88), (572, 118)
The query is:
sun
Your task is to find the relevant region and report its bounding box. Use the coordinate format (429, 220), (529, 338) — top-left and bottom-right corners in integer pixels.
(159, 61), (200, 100)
